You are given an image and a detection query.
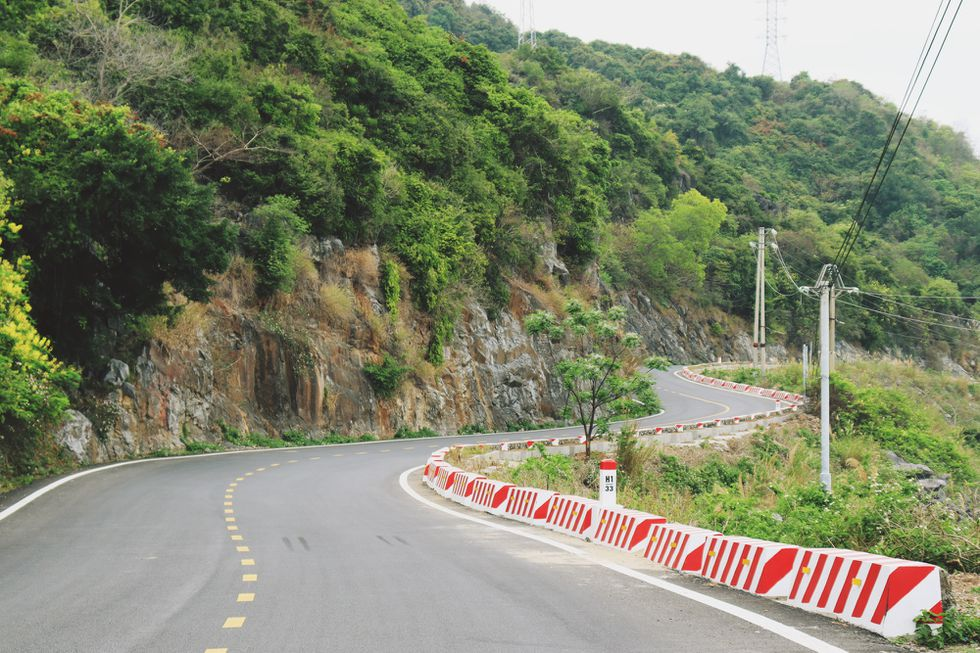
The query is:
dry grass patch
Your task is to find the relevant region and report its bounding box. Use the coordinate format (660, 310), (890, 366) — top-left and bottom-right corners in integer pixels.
(149, 302), (213, 350)
(318, 284), (355, 326)
(343, 248), (379, 287)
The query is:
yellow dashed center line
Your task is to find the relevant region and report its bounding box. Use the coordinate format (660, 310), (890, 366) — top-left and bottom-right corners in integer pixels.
(270, 463), (280, 467)
(242, 574), (258, 582)
(288, 460), (298, 463)
(380, 449), (391, 453)
(231, 535), (243, 541)
(245, 472), (253, 476)
(222, 617), (245, 629)
(237, 593), (255, 602)
(223, 501), (233, 506)
(229, 483), (238, 487)
(236, 546), (250, 552)
(256, 468), (266, 472)
(332, 453), (344, 457)
(205, 648), (228, 653)
(227, 525), (239, 531)
(241, 559), (255, 566)
(402, 447), (415, 450)
(224, 494), (233, 499)
(309, 456), (320, 460)
(235, 477), (244, 481)
(225, 517), (236, 523)
(355, 451), (367, 456)
(224, 509), (234, 514)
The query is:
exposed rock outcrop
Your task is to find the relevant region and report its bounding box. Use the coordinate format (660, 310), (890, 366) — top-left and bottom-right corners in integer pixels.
(68, 244), (778, 460)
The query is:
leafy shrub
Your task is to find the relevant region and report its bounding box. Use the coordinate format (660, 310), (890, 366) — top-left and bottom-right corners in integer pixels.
(379, 258), (401, 318)
(363, 354), (410, 398)
(915, 608), (980, 649)
(243, 196), (308, 298)
(458, 423), (486, 435)
(394, 426), (439, 439)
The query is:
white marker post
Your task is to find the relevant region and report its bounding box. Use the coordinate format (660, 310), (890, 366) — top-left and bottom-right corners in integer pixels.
(599, 459), (617, 507)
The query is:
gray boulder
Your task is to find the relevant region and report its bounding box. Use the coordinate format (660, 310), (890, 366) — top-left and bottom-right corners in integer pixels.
(103, 359), (130, 387)
(55, 410), (95, 463)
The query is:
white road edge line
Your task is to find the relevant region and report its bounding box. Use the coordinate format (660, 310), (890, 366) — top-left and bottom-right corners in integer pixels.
(399, 465), (847, 653)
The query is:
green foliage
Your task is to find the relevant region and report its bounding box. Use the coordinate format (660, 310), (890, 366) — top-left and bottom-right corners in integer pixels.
(243, 195), (308, 298)
(624, 189), (728, 296)
(379, 257), (401, 318)
(527, 300), (660, 455)
(0, 170), (79, 478)
(394, 425), (439, 439)
(0, 75), (233, 364)
(509, 447), (576, 491)
(363, 354), (411, 398)
(915, 608), (980, 649)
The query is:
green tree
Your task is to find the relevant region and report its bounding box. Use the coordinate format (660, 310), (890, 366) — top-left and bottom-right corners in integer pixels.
(0, 76), (233, 364)
(526, 300), (667, 456)
(0, 171), (79, 476)
(243, 195), (308, 298)
(629, 189), (728, 295)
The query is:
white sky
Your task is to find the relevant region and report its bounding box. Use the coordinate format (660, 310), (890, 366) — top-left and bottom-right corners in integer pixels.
(476, 0), (979, 154)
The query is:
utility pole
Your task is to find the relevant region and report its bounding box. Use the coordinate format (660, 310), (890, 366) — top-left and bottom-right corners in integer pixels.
(751, 227), (775, 378)
(801, 264), (857, 493)
(802, 343), (808, 399)
(829, 291), (837, 372)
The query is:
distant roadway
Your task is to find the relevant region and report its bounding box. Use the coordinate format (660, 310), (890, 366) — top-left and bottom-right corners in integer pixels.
(0, 369), (901, 652)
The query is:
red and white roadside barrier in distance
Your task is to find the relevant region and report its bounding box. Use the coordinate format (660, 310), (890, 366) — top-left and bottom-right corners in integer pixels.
(643, 523), (721, 573)
(449, 472), (486, 508)
(788, 549), (944, 637)
(545, 495), (601, 540)
(502, 486), (558, 525)
(593, 507), (667, 553)
(702, 535), (802, 598)
(469, 478), (514, 516)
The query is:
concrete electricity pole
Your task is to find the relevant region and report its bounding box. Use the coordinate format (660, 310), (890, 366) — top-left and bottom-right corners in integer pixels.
(802, 264), (857, 493)
(751, 228), (775, 378)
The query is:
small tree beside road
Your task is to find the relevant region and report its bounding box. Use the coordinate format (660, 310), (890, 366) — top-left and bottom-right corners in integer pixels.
(526, 300), (669, 456)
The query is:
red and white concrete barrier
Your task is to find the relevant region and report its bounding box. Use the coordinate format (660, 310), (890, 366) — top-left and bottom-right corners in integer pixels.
(702, 535), (802, 597)
(449, 471), (486, 508)
(593, 507), (667, 553)
(545, 495), (601, 540)
(788, 549), (944, 637)
(433, 465), (461, 498)
(502, 486), (558, 525)
(469, 478), (514, 516)
(643, 523), (721, 573)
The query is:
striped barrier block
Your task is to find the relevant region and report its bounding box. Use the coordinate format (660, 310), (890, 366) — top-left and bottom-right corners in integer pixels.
(449, 472), (486, 508)
(544, 495), (601, 540)
(433, 465), (461, 497)
(423, 461), (446, 487)
(469, 478), (514, 516)
(702, 535), (802, 597)
(643, 523), (720, 573)
(788, 549), (944, 638)
(593, 507), (667, 552)
(502, 486), (558, 525)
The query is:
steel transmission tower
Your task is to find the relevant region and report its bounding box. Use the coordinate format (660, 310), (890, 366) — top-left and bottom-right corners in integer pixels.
(518, 0), (536, 48)
(762, 0), (783, 79)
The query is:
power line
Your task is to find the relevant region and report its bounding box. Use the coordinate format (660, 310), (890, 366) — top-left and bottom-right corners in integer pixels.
(860, 292), (977, 323)
(834, 0), (963, 273)
(836, 298), (979, 333)
(832, 0), (947, 269)
(861, 290), (980, 301)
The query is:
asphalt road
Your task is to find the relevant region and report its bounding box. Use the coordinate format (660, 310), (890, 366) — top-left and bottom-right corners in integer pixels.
(0, 369), (901, 653)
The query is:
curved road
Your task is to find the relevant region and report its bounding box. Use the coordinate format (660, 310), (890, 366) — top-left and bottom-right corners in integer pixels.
(0, 370), (899, 653)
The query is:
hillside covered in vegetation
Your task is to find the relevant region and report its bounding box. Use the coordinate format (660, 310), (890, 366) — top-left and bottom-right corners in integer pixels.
(0, 0), (978, 478)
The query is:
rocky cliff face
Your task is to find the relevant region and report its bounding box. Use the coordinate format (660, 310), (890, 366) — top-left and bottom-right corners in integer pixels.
(56, 241), (771, 464)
